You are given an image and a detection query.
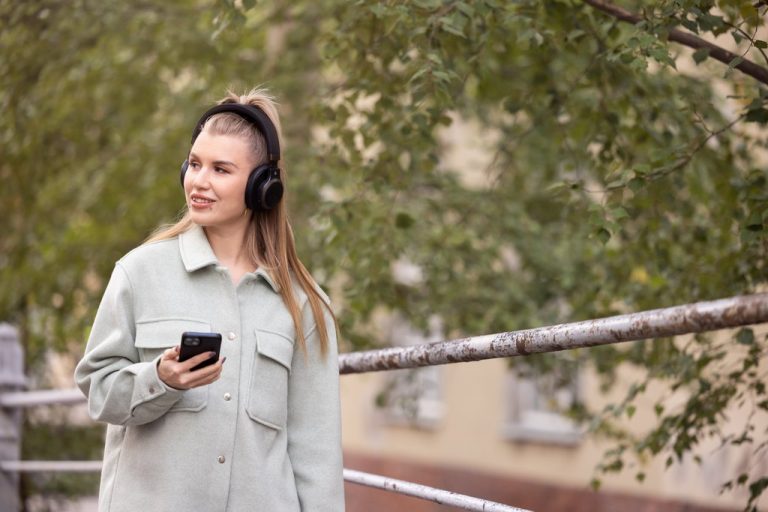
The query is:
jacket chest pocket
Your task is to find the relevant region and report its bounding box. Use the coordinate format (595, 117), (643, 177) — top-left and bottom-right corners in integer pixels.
(246, 329), (294, 430)
(134, 318), (211, 412)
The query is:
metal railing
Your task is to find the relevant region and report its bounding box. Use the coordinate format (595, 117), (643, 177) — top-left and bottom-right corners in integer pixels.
(1, 293), (767, 511)
(343, 469), (531, 512)
(338, 293), (768, 374)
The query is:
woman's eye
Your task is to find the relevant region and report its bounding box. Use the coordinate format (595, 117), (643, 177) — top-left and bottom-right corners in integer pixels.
(215, 167), (228, 174)
(189, 161), (199, 169)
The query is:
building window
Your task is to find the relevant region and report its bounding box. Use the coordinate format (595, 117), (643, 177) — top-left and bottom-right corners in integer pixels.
(376, 314), (444, 429)
(503, 360), (581, 445)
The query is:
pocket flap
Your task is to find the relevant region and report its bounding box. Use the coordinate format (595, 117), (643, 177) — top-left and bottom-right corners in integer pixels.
(135, 318), (211, 348)
(255, 330), (294, 370)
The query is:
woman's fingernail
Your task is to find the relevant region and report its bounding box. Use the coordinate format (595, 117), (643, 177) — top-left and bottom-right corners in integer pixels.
(221, 356), (227, 365)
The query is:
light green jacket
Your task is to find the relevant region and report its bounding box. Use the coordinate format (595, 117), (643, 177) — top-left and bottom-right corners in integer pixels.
(74, 224), (345, 512)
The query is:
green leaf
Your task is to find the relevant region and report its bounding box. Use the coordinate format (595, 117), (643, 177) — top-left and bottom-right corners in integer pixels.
(698, 13), (725, 32)
(395, 212), (415, 229)
(567, 29), (586, 43)
(626, 405), (636, 418)
(746, 214), (763, 231)
(681, 18), (698, 33)
(745, 108), (768, 124)
(726, 56), (744, 74)
(749, 478), (768, 504)
(409, 66), (431, 84)
(595, 228), (611, 244)
(627, 177), (645, 193)
(546, 181), (569, 194)
(431, 70), (450, 83)
(736, 328), (755, 346)
(649, 46), (676, 69)
(413, 0), (442, 8)
(456, 2), (474, 17)
(692, 48), (710, 64)
(611, 207), (630, 220)
(633, 164), (650, 176)
(369, 4), (388, 18)
(439, 17), (466, 38)
(755, 40), (768, 50)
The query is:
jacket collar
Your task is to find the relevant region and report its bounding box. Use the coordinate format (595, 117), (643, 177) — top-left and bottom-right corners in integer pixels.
(178, 224), (281, 293)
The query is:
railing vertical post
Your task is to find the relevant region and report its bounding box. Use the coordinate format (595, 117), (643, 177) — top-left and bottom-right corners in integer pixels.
(0, 323), (26, 512)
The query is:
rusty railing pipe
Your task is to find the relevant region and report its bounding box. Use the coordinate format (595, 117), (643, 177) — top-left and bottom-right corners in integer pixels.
(338, 293), (768, 374)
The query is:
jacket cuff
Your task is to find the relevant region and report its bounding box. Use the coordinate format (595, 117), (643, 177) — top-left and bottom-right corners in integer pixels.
(130, 357), (184, 413)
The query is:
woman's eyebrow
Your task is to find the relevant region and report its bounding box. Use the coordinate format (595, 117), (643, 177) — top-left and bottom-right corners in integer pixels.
(188, 152), (240, 169)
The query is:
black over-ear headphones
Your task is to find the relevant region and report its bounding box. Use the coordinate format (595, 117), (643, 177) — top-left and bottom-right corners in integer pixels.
(180, 103), (284, 211)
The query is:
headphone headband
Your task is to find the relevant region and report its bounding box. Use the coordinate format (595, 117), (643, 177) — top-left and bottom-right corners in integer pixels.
(190, 103), (280, 163)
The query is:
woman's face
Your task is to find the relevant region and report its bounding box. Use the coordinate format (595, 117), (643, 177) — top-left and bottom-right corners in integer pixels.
(184, 130), (257, 233)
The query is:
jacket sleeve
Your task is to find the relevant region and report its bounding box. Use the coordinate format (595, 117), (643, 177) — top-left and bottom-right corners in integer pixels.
(287, 300), (345, 511)
(74, 263), (185, 426)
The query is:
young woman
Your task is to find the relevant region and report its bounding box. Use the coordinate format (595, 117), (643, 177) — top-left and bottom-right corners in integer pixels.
(75, 88), (345, 512)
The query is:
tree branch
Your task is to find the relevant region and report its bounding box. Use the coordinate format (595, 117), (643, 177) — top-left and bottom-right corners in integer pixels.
(582, 0), (768, 86)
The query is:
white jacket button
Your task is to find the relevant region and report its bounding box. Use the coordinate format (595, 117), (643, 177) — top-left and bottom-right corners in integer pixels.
(223, 393), (231, 401)
(217, 455), (225, 464)
(227, 332), (236, 340)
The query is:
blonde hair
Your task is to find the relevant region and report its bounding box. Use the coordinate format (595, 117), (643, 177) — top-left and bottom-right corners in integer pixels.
(146, 87), (337, 357)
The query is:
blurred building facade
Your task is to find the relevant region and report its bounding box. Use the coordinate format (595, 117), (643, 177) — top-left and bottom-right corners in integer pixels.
(339, 318), (767, 511)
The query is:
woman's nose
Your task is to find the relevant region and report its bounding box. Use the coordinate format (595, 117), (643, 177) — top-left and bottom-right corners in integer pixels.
(191, 166), (211, 189)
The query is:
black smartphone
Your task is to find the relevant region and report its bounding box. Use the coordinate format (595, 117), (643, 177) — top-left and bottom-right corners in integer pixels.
(179, 331), (222, 371)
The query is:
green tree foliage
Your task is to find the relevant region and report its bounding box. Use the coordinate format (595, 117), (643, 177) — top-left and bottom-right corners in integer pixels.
(2, 0), (767, 508)
(304, 1), (768, 508)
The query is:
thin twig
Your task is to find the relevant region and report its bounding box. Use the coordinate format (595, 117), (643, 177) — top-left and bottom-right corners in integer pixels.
(724, 21), (768, 67)
(646, 113), (745, 180)
(583, 112), (747, 193)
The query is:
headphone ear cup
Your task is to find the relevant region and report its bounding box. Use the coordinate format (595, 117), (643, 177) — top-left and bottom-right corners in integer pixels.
(245, 165), (270, 211)
(180, 160), (189, 189)
(260, 177), (284, 210)
(246, 165), (283, 211)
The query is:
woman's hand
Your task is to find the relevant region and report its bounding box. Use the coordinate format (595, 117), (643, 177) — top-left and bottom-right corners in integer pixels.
(157, 345), (225, 390)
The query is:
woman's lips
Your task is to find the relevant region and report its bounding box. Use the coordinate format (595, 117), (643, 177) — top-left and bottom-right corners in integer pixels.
(190, 195), (215, 208)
